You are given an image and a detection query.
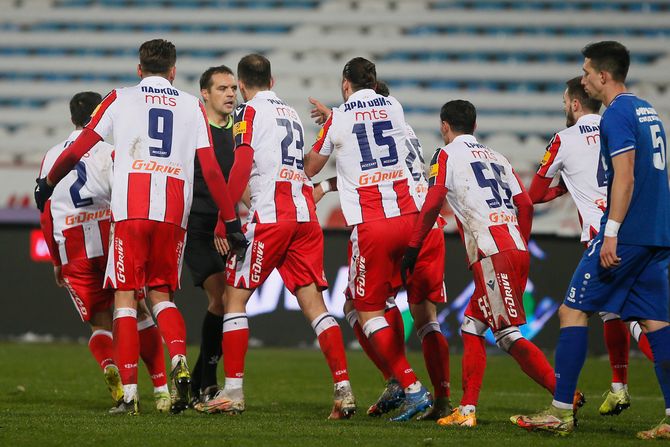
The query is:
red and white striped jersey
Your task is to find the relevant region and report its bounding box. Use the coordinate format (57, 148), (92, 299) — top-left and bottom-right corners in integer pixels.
(429, 134), (526, 265)
(403, 123), (429, 207)
(40, 130), (113, 265)
(537, 114), (605, 242)
(312, 89), (418, 225)
(86, 76), (212, 229)
(233, 90), (317, 224)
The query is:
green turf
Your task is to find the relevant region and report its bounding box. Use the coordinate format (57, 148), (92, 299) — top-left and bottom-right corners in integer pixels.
(0, 343), (663, 446)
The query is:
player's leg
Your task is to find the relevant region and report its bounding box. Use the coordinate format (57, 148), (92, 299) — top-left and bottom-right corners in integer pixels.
(87, 310), (123, 405)
(629, 321), (654, 361)
(110, 290), (140, 415)
(200, 285), (253, 414)
(191, 272), (226, 403)
(598, 311), (632, 415)
(411, 300), (451, 421)
(136, 297), (169, 413)
(347, 298), (406, 417)
(295, 283), (355, 419)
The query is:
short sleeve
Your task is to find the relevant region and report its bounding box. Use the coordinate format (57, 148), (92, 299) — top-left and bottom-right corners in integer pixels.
(602, 108), (636, 158)
(85, 90), (117, 140)
(428, 148), (448, 188)
(233, 103), (256, 149)
(195, 100), (213, 150)
(311, 113), (334, 157)
(536, 133), (564, 178)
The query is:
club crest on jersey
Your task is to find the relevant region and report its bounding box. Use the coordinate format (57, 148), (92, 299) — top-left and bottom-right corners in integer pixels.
(233, 121), (247, 136)
(540, 149), (552, 166)
(429, 163), (439, 178)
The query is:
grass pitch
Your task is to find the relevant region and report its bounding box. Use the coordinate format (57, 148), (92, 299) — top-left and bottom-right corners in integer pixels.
(0, 343), (663, 446)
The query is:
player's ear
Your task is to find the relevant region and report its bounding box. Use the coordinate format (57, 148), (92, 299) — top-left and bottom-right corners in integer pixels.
(168, 66), (176, 83)
(137, 64), (142, 78)
(269, 77), (275, 89)
(201, 88), (209, 103)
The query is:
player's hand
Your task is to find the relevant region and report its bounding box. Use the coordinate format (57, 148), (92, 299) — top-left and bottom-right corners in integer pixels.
(225, 218), (249, 262)
(308, 97), (330, 125)
(600, 236), (621, 269)
(214, 236), (230, 256)
(53, 266), (64, 287)
(400, 246), (420, 286)
(34, 177), (54, 212)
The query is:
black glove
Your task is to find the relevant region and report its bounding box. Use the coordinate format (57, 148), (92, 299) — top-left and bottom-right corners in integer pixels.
(34, 177), (54, 212)
(400, 246), (420, 287)
(225, 218), (249, 262)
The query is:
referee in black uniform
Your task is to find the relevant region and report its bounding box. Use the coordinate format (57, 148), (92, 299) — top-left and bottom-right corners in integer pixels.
(186, 65), (238, 404)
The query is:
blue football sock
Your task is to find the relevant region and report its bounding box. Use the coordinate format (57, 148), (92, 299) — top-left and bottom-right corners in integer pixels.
(646, 325), (670, 409)
(553, 326), (588, 406)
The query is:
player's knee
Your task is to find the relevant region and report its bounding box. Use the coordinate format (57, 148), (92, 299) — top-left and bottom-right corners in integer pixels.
(416, 321), (440, 342)
(343, 299), (355, 317)
(599, 311), (621, 322)
(460, 316), (487, 337)
(493, 326), (523, 352)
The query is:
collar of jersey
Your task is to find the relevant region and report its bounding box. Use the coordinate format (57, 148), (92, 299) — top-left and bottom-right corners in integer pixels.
(610, 92), (635, 106)
(575, 113), (601, 125)
(347, 88), (376, 103)
(451, 134), (478, 145)
(209, 115), (233, 130)
(139, 76), (173, 87)
(252, 90), (276, 100)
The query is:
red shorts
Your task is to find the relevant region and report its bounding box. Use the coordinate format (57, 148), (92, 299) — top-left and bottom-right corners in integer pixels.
(62, 256), (113, 322)
(349, 213), (420, 312)
(465, 249), (530, 332)
(226, 221), (328, 293)
(406, 227), (447, 305)
(105, 219), (186, 292)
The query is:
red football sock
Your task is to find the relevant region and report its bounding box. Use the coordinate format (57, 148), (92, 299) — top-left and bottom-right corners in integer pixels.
(351, 316), (392, 380)
(365, 318), (417, 389)
(154, 303), (187, 361)
(637, 332), (655, 362)
(603, 318), (630, 384)
(508, 338), (556, 394)
(88, 330), (114, 370)
(138, 321), (168, 388)
(385, 305), (406, 351)
(222, 313), (249, 380)
(113, 311), (139, 386)
(315, 323), (350, 382)
(421, 329), (450, 398)
(461, 332), (486, 406)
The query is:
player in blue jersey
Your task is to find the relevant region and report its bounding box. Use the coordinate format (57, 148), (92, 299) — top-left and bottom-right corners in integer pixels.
(511, 41), (670, 439)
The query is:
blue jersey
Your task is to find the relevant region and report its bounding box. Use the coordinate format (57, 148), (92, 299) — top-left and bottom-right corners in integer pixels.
(599, 93), (670, 247)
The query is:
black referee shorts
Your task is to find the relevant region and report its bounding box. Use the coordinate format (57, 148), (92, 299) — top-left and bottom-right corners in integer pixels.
(184, 213), (226, 288)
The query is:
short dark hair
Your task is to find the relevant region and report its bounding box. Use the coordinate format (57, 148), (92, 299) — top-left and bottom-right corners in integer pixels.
(237, 54), (272, 89)
(581, 41), (630, 83)
(139, 39), (176, 75)
(440, 100), (476, 135)
(566, 76), (601, 113)
(343, 57), (376, 91)
(375, 80), (390, 97)
(199, 65), (234, 91)
(70, 91), (102, 127)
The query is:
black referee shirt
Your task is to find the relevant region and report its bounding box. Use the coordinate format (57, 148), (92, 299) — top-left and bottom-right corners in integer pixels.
(190, 115), (235, 216)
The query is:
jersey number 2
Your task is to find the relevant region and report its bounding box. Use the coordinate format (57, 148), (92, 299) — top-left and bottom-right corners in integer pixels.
(69, 161), (93, 208)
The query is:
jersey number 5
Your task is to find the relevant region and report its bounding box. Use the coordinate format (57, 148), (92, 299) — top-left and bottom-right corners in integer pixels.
(651, 124), (666, 171)
(471, 161), (514, 210)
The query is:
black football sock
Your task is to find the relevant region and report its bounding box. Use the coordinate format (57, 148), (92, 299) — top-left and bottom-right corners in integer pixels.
(200, 311), (224, 390)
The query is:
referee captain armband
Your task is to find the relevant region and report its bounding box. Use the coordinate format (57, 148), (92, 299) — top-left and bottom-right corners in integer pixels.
(604, 219), (621, 238)
(319, 180), (331, 194)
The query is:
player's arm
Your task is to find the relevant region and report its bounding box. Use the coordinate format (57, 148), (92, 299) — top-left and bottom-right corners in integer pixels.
(401, 149), (449, 282)
(528, 174), (568, 204)
(313, 177), (337, 204)
(512, 170), (533, 242)
(39, 200), (64, 287)
(304, 114), (334, 178)
(600, 150), (634, 268)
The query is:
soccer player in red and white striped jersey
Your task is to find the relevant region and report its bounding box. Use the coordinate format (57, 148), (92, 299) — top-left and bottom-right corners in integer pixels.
(39, 92), (169, 412)
(201, 54), (355, 419)
(402, 100), (567, 427)
(35, 40), (244, 414)
(304, 58), (433, 422)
